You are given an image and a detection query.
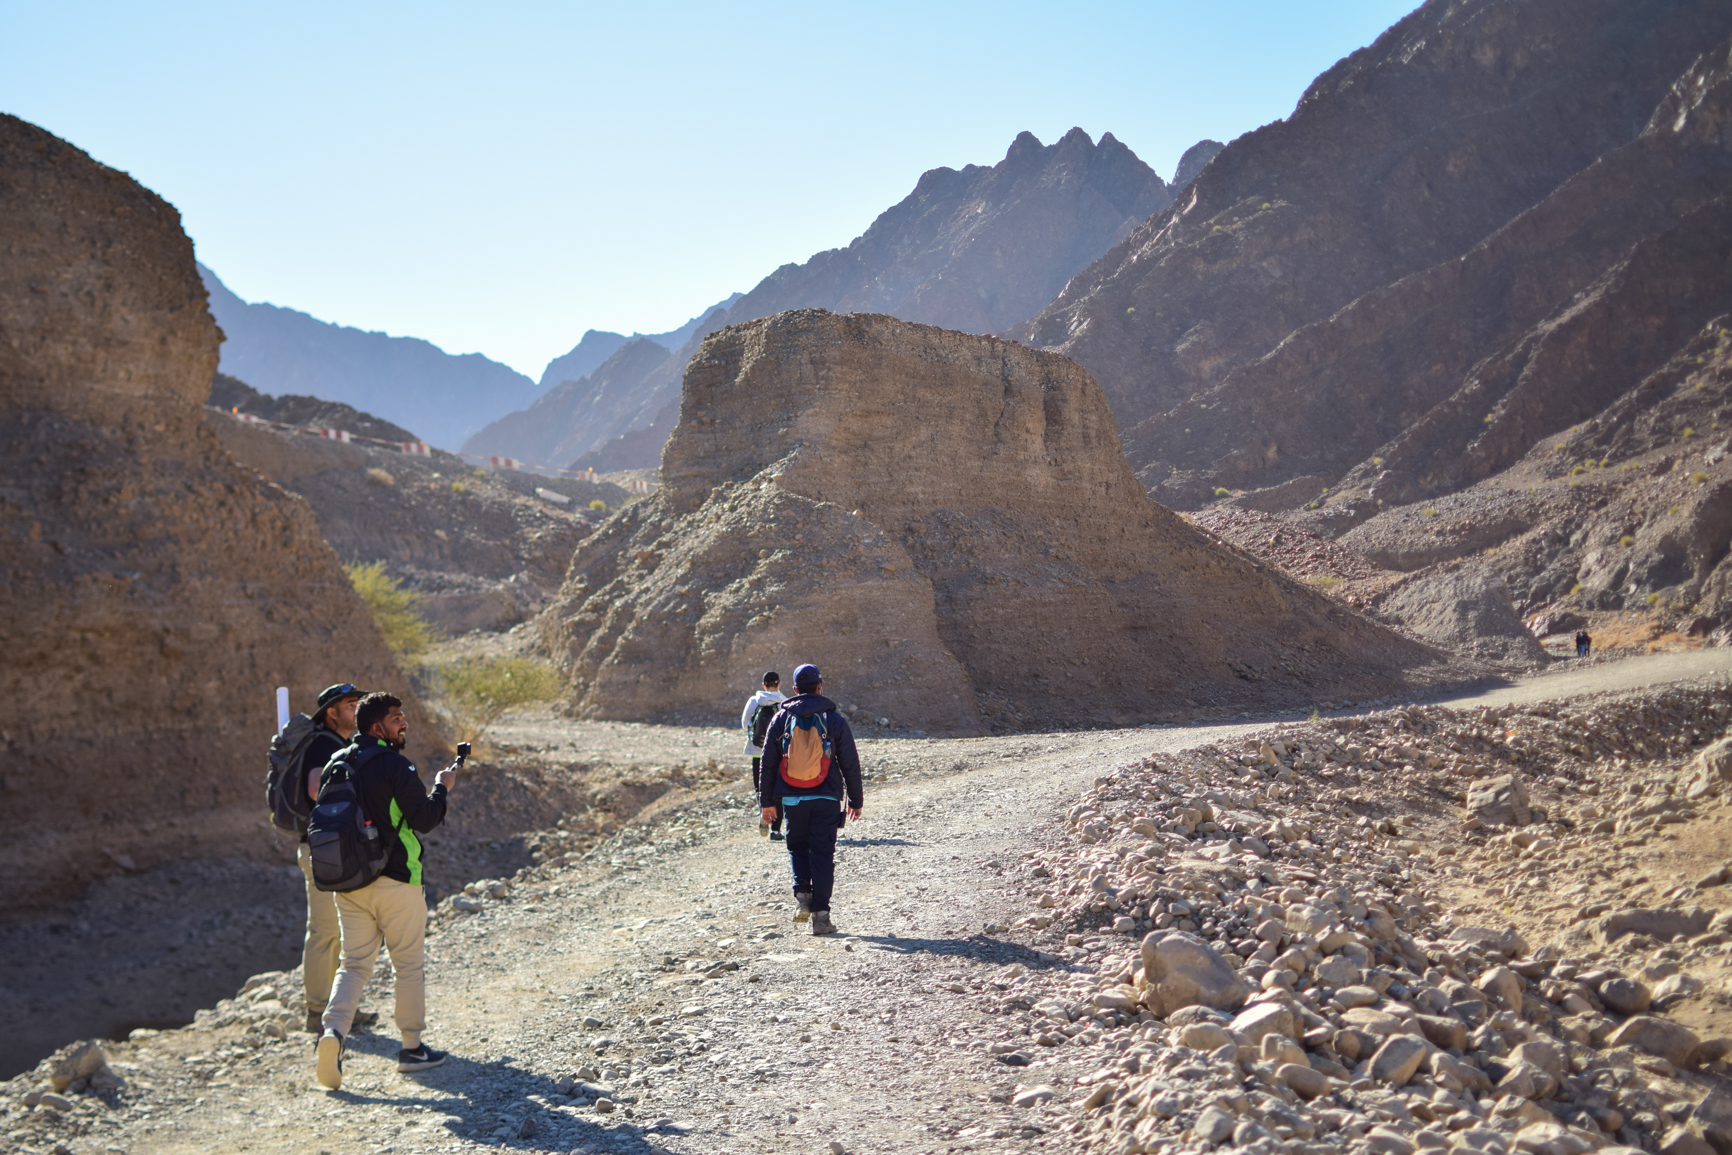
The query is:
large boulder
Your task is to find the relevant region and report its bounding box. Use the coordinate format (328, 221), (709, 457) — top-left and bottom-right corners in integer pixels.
(0, 114), (439, 912)
(1684, 737), (1732, 799)
(1466, 775), (1532, 827)
(1139, 932), (1250, 1017)
(540, 310), (1461, 731)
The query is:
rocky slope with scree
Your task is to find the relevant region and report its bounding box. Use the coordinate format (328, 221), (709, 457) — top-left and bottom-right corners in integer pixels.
(0, 114), (442, 916)
(207, 408), (623, 635)
(541, 309), (1469, 733)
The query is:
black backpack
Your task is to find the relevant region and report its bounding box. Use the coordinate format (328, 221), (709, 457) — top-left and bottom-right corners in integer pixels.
(305, 745), (394, 893)
(751, 702), (779, 749)
(265, 714), (322, 835)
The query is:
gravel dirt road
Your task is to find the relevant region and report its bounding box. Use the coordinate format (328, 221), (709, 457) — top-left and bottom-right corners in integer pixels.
(11, 647), (1730, 1155)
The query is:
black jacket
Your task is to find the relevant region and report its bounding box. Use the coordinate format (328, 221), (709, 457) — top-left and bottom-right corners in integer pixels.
(758, 694), (863, 809)
(297, 726), (347, 843)
(321, 735), (447, 887)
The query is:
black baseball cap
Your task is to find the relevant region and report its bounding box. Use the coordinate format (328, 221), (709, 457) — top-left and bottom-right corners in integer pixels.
(315, 683), (366, 713)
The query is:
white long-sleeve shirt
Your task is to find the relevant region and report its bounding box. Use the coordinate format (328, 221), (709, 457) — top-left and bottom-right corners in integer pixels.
(740, 689), (786, 755)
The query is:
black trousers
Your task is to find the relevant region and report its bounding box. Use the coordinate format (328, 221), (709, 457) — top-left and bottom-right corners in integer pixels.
(750, 758), (782, 831)
(784, 799), (843, 912)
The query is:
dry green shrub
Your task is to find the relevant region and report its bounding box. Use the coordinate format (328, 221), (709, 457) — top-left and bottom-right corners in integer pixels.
(343, 561), (436, 663)
(430, 656), (562, 744)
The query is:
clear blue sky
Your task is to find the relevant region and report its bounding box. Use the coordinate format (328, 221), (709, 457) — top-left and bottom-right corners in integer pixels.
(3, 1), (1416, 378)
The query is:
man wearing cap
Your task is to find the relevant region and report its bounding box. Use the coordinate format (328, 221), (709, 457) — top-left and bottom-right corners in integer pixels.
(296, 683), (364, 1034)
(759, 664), (863, 936)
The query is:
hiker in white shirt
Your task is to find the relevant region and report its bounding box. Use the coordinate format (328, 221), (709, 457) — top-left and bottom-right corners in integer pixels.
(740, 671), (786, 840)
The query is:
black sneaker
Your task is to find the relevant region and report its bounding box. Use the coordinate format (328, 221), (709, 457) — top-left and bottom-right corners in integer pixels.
(316, 1030), (344, 1090)
(769, 829), (785, 842)
(397, 1044), (447, 1073)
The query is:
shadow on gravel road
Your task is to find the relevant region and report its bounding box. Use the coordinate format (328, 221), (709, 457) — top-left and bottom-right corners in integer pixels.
(837, 835), (916, 846)
(854, 932), (1042, 964)
(327, 1030), (676, 1152)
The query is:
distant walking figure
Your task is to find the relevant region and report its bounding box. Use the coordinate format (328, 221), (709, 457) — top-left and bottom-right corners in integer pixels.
(759, 664), (863, 936)
(1575, 630), (1591, 658)
(740, 671), (786, 840)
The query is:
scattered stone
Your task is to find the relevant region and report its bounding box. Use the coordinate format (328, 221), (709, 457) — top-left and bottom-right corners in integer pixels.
(1599, 907), (1713, 943)
(1466, 773), (1531, 827)
(1600, 977), (1653, 1015)
(1191, 1104), (1237, 1145)
(1277, 1062), (1328, 1099)
(1011, 1085), (1056, 1108)
(49, 1040), (110, 1091)
(1605, 1016), (1701, 1066)
(1368, 1035), (1429, 1086)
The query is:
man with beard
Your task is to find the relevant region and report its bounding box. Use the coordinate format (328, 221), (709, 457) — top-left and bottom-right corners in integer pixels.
(315, 693), (456, 1089)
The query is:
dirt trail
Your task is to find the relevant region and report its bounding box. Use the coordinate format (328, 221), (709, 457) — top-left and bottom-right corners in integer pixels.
(10, 649), (1729, 1155)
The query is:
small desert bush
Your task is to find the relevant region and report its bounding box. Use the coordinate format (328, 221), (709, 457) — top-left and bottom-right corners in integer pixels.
(366, 467), (395, 487)
(451, 480), (467, 494)
(1620, 534), (1635, 547)
(1213, 487), (1231, 498)
(343, 561), (436, 663)
(1422, 508), (1438, 518)
(429, 656), (563, 744)
(589, 499), (606, 511)
(1694, 471), (1710, 484)
(1307, 575), (1342, 590)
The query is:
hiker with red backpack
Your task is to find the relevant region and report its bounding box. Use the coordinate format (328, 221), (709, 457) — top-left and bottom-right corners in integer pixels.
(758, 664), (863, 936)
(740, 670), (787, 840)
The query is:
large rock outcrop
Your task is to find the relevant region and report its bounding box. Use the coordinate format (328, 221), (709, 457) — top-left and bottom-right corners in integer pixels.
(1012, 0), (1732, 509)
(468, 128), (1178, 472)
(0, 115), (439, 910)
(540, 311), (1462, 732)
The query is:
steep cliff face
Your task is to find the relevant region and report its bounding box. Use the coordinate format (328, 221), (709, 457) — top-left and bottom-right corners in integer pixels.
(470, 128), (1175, 472)
(0, 115), (438, 911)
(1012, 0), (1732, 505)
(540, 311), (1462, 733)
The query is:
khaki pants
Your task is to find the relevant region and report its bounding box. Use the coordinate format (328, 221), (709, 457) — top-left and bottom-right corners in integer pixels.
(296, 843), (341, 1016)
(322, 876), (427, 1049)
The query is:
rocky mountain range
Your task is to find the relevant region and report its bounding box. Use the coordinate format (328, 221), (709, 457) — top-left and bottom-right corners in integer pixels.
(0, 114), (441, 912)
(199, 264), (540, 451)
(1012, 0), (1732, 514)
(534, 294), (742, 393)
(466, 127), (1196, 472)
(539, 310), (1465, 733)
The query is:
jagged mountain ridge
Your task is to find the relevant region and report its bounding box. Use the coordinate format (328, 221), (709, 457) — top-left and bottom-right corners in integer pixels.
(533, 293), (743, 392)
(467, 128), (1185, 471)
(199, 264), (540, 451)
(1011, 0), (1732, 510)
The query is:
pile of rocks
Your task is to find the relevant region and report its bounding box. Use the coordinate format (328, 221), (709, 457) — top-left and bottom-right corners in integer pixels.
(974, 681), (1732, 1154)
(1191, 508), (1388, 586)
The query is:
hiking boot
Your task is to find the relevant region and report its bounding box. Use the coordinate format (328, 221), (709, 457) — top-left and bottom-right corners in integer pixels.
(396, 1044), (447, 1073)
(759, 819), (770, 837)
(810, 910), (837, 936)
(315, 1029), (344, 1090)
(352, 1010), (379, 1029)
(793, 891), (812, 922)
(769, 829), (784, 842)
(304, 1010), (322, 1035)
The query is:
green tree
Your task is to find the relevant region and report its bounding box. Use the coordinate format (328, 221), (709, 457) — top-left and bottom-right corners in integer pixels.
(430, 656), (563, 744)
(342, 561), (436, 663)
